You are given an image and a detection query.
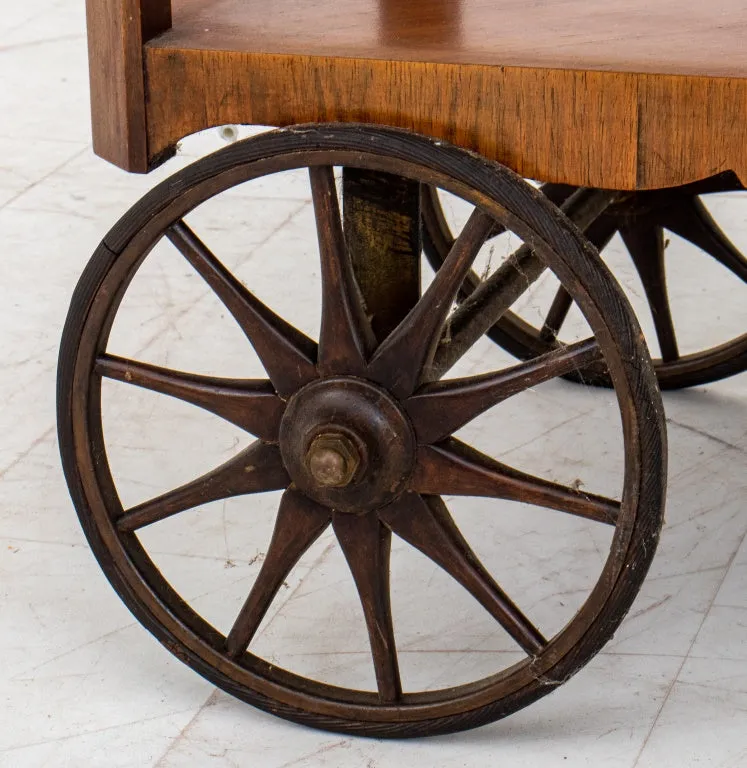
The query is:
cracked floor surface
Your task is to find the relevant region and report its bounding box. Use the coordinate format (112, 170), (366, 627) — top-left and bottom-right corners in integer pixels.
(1, 1), (746, 766)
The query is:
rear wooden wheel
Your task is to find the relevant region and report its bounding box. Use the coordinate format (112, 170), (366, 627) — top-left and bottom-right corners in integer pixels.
(58, 125), (666, 737)
(423, 173), (747, 389)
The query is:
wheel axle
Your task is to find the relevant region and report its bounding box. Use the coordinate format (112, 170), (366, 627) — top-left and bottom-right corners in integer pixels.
(305, 432), (361, 487)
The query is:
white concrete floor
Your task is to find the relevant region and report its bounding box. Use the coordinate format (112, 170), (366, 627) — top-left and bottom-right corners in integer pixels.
(1, 2), (746, 766)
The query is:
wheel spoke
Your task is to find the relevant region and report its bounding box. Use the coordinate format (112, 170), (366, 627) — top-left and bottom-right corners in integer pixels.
(96, 355), (284, 441)
(432, 243), (547, 379)
(225, 489), (331, 657)
(539, 286), (574, 342)
(310, 166), (375, 375)
(117, 441), (289, 532)
(406, 339), (602, 444)
(430, 188), (619, 378)
(661, 196), (747, 283)
(421, 184), (508, 249)
(367, 207), (495, 397)
(584, 209), (620, 253)
(620, 223), (679, 362)
(540, 211), (619, 343)
(333, 512), (402, 702)
(166, 221), (317, 397)
(539, 182), (579, 207)
(411, 439), (619, 525)
(380, 494), (546, 655)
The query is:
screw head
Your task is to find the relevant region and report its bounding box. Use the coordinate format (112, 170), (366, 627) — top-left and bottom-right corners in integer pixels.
(305, 433), (361, 488)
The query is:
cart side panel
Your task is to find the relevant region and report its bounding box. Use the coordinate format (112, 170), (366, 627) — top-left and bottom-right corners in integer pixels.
(637, 74), (747, 189)
(86, 0), (172, 172)
(143, 49), (640, 189)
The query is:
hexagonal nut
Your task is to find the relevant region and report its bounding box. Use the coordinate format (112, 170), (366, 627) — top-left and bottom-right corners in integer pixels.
(305, 433), (361, 488)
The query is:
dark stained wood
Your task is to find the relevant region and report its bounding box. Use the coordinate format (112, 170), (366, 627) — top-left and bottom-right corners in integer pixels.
(117, 441), (289, 532)
(367, 208), (494, 397)
(659, 197), (747, 283)
(342, 169), (421, 341)
(333, 513), (402, 702)
(614, 185), (747, 386)
(96, 355), (284, 441)
(226, 489), (331, 657)
(59, 126), (666, 736)
(166, 221), (317, 397)
(430, 188), (618, 378)
(535, 212), (618, 343)
(326, 165), (415, 704)
(411, 440), (620, 526)
(380, 494), (547, 656)
(86, 0), (171, 171)
(539, 287), (574, 343)
(423, 176), (747, 389)
(406, 339), (602, 445)
(431, 239), (547, 377)
(278, 377), (416, 515)
(620, 223), (679, 363)
(310, 166), (375, 376)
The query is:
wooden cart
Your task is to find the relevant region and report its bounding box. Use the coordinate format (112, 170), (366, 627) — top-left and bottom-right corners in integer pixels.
(58, 0), (747, 737)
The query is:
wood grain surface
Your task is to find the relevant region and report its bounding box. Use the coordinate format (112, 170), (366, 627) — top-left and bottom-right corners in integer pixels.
(89, 0), (747, 188)
(165, 0), (747, 78)
(85, 0), (171, 170)
(58, 126), (666, 735)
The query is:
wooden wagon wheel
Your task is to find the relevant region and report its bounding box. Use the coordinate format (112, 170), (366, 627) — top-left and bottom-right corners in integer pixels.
(423, 172), (747, 389)
(58, 125), (665, 737)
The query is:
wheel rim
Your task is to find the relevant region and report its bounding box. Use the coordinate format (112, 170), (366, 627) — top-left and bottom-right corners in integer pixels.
(422, 175), (747, 389)
(58, 125), (665, 735)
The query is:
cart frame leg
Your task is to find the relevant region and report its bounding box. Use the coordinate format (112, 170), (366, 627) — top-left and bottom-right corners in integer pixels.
(342, 169), (422, 340)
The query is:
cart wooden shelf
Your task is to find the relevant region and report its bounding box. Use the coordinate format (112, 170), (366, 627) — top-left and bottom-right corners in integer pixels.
(59, 0), (746, 738)
(90, 0), (747, 190)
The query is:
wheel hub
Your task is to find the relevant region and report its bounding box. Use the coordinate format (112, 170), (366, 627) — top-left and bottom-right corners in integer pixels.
(279, 377), (416, 513)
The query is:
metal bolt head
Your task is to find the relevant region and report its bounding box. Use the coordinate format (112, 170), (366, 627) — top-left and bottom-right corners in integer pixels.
(305, 433), (360, 488)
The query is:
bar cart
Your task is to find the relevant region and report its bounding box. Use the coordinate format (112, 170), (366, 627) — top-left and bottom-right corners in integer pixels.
(57, 0), (747, 737)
